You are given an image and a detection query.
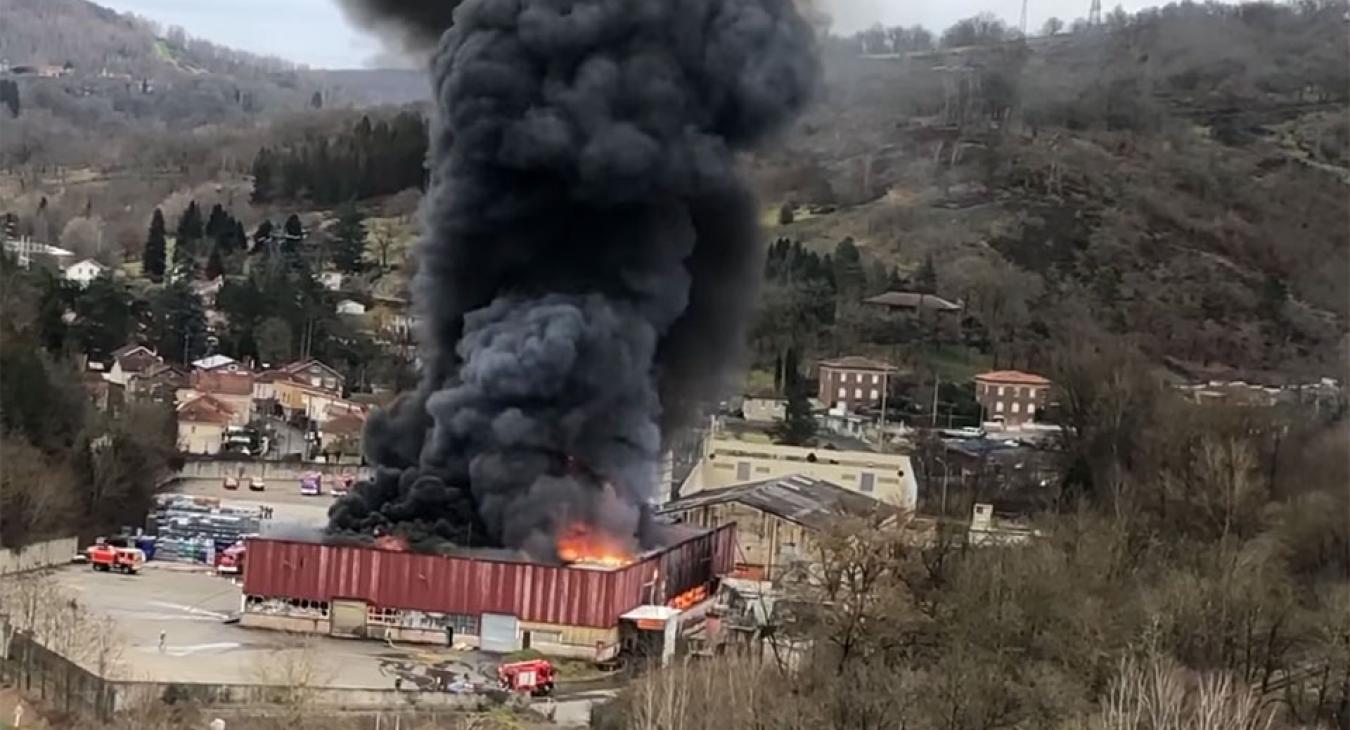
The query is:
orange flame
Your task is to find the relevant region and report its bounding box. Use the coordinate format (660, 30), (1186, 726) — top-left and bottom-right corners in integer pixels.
(556, 523), (635, 567)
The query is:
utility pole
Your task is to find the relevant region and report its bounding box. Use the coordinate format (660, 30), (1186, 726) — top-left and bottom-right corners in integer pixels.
(877, 369), (889, 452)
(930, 370), (941, 428)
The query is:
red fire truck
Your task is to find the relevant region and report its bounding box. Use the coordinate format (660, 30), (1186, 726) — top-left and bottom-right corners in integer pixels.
(86, 540), (145, 574)
(497, 659), (556, 696)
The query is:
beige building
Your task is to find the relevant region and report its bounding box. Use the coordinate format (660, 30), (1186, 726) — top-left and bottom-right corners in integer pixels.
(678, 430), (918, 510)
(176, 395), (233, 455)
(178, 370), (254, 427)
(659, 474), (899, 581)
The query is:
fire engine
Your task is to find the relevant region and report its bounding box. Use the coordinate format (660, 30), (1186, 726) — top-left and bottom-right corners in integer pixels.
(86, 540), (145, 574)
(497, 659), (556, 696)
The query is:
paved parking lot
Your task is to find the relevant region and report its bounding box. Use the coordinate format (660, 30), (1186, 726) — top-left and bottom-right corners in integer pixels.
(50, 565), (495, 689)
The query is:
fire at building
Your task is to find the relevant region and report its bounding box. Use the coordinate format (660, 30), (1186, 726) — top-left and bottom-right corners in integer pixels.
(239, 525), (735, 661)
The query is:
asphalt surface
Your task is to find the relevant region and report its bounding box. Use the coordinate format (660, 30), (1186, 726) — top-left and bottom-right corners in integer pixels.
(50, 565), (501, 689)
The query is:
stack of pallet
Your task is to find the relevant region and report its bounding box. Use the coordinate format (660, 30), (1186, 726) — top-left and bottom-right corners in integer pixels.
(151, 495), (262, 564)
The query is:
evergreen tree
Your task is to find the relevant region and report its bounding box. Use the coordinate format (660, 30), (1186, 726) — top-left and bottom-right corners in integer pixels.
(0, 80), (19, 117)
(148, 280), (207, 364)
(204, 204), (229, 241)
(251, 148), (274, 204)
(205, 246), (225, 280)
(174, 201), (204, 265)
(332, 203), (367, 275)
(143, 209), (167, 282)
(70, 275), (135, 361)
(283, 214), (305, 243)
(252, 220), (274, 254)
(773, 349), (817, 446)
(310, 90), (323, 109)
(914, 253), (938, 294)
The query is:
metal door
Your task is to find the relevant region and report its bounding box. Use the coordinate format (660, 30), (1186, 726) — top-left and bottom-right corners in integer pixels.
(330, 599), (368, 638)
(479, 613), (519, 653)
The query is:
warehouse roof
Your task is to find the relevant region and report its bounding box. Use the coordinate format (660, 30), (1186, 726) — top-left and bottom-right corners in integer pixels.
(658, 474), (897, 531)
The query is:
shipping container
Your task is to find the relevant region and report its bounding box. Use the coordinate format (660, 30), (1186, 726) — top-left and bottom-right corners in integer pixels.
(242, 525), (735, 629)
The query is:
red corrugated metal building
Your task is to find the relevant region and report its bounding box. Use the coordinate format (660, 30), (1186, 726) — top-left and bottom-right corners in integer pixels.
(240, 525), (735, 658)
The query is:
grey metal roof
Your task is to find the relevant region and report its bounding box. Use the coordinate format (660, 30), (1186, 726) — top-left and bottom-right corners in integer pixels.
(658, 474), (895, 531)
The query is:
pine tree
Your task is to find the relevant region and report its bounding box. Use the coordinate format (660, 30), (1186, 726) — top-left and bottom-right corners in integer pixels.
(205, 204), (229, 241)
(284, 214), (304, 242)
(0, 80), (19, 117)
(252, 220), (274, 254)
(251, 148), (274, 204)
(205, 246), (225, 280)
(143, 209), (167, 282)
(914, 253), (938, 294)
(149, 279), (207, 363)
(175, 202), (204, 265)
(332, 203), (367, 274)
(773, 349), (817, 446)
(310, 90), (323, 109)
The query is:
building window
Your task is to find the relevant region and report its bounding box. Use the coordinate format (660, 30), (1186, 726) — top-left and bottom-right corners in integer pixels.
(870, 389), (879, 400)
(1027, 403), (1036, 416)
(998, 386), (1005, 396)
(1011, 402), (1021, 414)
(838, 387), (846, 398)
(995, 401), (1004, 413)
(860, 473), (875, 493)
(737, 462), (751, 481)
(871, 374), (879, 385)
(528, 630), (563, 645)
(854, 388), (862, 399)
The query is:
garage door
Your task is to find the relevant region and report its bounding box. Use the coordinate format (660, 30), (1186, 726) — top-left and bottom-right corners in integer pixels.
(479, 613), (519, 653)
(330, 599), (368, 638)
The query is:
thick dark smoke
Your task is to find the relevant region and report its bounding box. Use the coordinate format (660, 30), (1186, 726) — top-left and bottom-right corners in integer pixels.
(329, 0), (819, 559)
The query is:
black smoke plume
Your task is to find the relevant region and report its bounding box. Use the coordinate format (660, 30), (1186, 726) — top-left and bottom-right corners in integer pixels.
(329, 0), (819, 559)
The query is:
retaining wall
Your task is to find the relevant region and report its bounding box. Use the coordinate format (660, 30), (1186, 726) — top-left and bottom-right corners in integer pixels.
(0, 537), (78, 575)
(177, 458), (371, 483)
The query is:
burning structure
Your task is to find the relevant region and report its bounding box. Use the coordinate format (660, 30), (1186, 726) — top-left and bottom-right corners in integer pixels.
(326, 0), (820, 561)
(240, 525), (735, 659)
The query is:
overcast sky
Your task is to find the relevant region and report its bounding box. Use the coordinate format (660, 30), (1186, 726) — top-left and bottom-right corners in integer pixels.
(100, 0), (1168, 69)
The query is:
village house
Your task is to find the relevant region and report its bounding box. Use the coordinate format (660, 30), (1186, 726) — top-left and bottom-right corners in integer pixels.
(678, 427), (918, 510)
(126, 362), (187, 404)
(179, 370), (254, 426)
(176, 395), (234, 455)
(817, 356), (899, 411)
(63, 258), (107, 287)
(319, 409), (367, 460)
(974, 370), (1051, 426)
(659, 474), (899, 580)
(274, 379), (354, 427)
(105, 345), (162, 387)
(864, 290), (962, 317)
(277, 358), (345, 396)
(192, 354), (249, 374)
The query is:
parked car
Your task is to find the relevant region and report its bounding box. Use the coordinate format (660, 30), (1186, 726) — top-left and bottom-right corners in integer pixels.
(248, 478), (266, 492)
(223, 476), (240, 491)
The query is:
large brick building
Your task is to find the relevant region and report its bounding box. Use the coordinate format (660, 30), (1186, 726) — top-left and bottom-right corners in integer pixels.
(817, 356), (898, 411)
(974, 370), (1051, 426)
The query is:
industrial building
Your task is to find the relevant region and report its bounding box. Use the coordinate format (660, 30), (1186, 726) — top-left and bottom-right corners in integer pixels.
(240, 525), (735, 660)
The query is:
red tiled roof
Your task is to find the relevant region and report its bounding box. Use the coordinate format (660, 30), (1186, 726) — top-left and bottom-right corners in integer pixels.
(177, 394), (234, 425)
(975, 370), (1052, 386)
(322, 412), (366, 437)
(115, 348), (162, 375)
(191, 370), (255, 396)
(819, 356), (897, 372)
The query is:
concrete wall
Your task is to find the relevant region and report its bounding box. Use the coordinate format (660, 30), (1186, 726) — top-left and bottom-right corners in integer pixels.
(1, 626), (489, 723)
(0, 537), (78, 575)
(177, 458), (371, 482)
(240, 613), (331, 635)
(680, 437), (918, 509)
